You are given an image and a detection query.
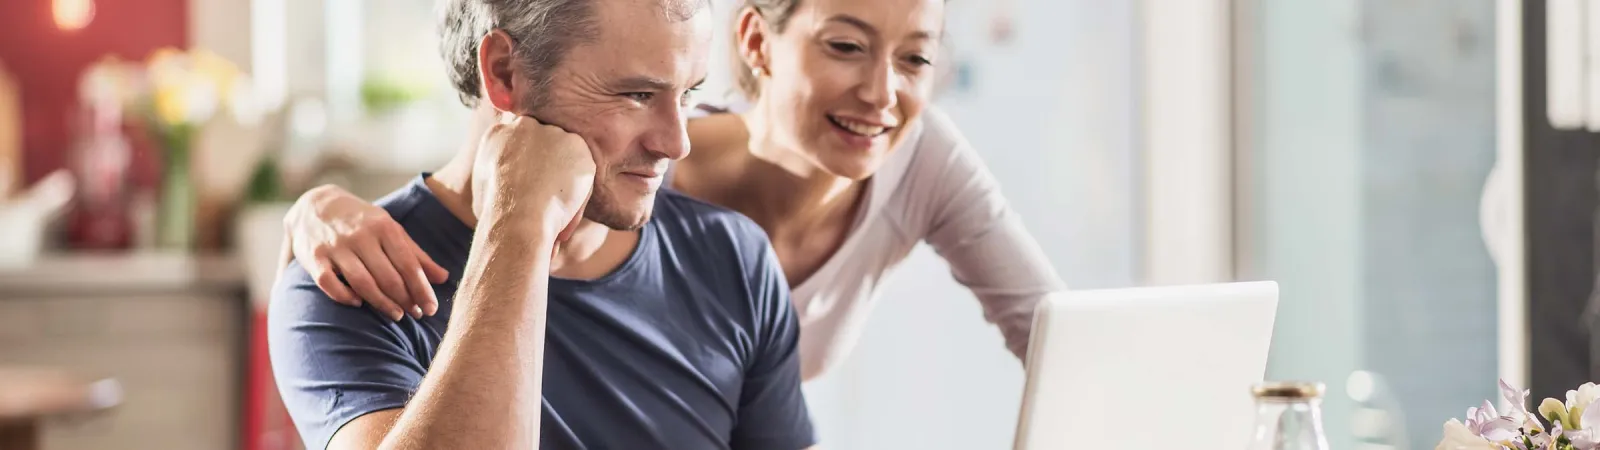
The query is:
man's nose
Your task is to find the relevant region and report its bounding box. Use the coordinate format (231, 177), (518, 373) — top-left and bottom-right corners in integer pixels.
(645, 106), (692, 161)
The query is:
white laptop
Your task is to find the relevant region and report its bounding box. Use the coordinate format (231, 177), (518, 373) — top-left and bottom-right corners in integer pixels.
(1013, 281), (1279, 450)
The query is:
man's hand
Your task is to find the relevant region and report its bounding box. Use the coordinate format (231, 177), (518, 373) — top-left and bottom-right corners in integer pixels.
(471, 115), (596, 245)
(332, 115), (595, 450)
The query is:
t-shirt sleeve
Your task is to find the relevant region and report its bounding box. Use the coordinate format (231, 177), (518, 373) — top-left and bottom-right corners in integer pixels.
(729, 240), (816, 450)
(268, 260), (427, 449)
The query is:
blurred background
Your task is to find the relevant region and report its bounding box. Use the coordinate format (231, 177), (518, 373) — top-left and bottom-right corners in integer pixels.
(0, 0), (1577, 449)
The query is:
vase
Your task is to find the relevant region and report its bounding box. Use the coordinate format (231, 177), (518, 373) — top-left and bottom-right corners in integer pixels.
(155, 124), (196, 250)
(1247, 382), (1331, 450)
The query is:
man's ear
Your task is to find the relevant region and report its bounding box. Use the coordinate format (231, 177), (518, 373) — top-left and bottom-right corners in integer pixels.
(735, 8), (771, 75)
(477, 30), (520, 112)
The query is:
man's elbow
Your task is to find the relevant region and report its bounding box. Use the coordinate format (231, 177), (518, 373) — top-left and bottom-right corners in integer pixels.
(326, 408), (404, 450)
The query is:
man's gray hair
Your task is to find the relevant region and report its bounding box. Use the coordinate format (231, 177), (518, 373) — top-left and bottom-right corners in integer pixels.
(438, 0), (595, 107)
(437, 0), (710, 108)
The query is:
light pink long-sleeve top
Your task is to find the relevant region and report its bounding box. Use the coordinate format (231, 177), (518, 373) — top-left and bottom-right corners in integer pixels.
(686, 104), (1067, 380)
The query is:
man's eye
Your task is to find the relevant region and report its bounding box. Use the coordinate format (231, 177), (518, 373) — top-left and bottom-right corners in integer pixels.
(680, 87), (700, 107)
(623, 92), (654, 102)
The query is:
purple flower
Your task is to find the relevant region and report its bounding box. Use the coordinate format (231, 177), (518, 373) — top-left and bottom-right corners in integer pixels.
(1505, 379), (1534, 420)
(1467, 401), (1523, 442)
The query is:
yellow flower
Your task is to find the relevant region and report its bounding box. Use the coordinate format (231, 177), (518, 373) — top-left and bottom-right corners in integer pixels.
(136, 48), (241, 126)
(189, 49), (239, 93)
(189, 50), (235, 76)
(1542, 398), (1577, 429)
(153, 85), (188, 126)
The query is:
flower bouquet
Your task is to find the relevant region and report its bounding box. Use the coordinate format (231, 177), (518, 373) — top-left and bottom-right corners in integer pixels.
(1438, 380), (1600, 449)
(138, 48), (256, 249)
(80, 49), (256, 249)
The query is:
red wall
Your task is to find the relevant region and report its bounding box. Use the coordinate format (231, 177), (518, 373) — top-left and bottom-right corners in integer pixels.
(0, 0), (188, 186)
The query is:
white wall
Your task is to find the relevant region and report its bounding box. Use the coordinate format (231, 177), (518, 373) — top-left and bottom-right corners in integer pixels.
(1141, 0), (1235, 285)
(1236, 0), (1365, 448)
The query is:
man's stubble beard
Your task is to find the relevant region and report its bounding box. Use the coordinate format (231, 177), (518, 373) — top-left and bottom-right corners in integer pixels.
(582, 182), (653, 231)
(518, 94), (659, 232)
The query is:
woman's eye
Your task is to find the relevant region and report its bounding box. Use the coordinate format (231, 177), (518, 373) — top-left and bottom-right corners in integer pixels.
(906, 55), (933, 67)
(828, 41), (865, 53)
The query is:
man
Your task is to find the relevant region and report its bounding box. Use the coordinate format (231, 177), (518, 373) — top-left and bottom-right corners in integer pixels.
(267, 0), (815, 448)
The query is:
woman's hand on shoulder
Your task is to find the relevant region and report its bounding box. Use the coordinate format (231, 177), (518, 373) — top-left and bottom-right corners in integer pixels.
(283, 184), (449, 321)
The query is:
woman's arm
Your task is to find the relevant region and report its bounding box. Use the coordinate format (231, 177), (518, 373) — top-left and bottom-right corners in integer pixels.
(282, 184), (450, 320)
(901, 108), (1068, 360)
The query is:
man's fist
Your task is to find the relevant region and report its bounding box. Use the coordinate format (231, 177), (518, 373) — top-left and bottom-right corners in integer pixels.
(471, 115), (596, 243)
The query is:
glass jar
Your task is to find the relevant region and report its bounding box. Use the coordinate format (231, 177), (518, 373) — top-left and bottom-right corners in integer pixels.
(1247, 381), (1331, 450)
(66, 102), (135, 249)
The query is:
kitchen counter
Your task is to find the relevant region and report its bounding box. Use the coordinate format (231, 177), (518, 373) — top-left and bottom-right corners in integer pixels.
(0, 252), (246, 298)
(0, 251), (249, 450)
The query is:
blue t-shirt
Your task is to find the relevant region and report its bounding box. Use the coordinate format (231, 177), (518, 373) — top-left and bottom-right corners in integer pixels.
(268, 175), (814, 449)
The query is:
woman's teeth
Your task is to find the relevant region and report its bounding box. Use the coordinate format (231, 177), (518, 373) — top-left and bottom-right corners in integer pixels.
(830, 115), (886, 137)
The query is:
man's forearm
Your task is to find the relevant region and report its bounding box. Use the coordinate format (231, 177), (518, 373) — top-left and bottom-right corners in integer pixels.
(378, 218), (552, 449)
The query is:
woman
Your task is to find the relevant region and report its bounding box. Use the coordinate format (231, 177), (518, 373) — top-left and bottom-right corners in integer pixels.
(281, 0), (1065, 381)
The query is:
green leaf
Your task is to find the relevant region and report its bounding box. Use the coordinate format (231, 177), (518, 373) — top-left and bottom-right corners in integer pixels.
(243, 155), (282, 203)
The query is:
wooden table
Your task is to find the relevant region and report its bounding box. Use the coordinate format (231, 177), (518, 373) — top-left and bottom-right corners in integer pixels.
(0, 368), (121, 450)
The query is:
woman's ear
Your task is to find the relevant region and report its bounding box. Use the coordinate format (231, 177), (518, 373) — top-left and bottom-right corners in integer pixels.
(477, 29), (520, 112)
(734, 8), (770, 76)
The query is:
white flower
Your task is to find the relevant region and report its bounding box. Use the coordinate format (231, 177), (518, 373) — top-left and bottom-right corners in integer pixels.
(1570, 383), (1600, 413)
(225, 75), (261, 125)
(1567, 428), (1599, 450)
(1436, 419), (1501, 450)
(181, 75), (218, 124)
(1562, 394), (1600, 450)
(78, 59), (125, 108)
(1569, 382), (1600, 432)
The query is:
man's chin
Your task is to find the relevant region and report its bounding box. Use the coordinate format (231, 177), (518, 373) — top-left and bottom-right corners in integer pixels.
(596, 216), (647, 231)
(583, 200), (655, 231)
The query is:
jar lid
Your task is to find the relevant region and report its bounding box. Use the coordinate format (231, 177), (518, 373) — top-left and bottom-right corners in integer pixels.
(1251, 381), (1325, 399)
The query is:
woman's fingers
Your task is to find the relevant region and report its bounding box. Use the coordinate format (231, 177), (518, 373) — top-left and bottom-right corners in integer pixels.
(308, 254), (361, 307)
(382, 237), (439, 317)
(331, 250), (405, 321)
(410, 240), (449, 284)
(352, 241), (418, 319)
